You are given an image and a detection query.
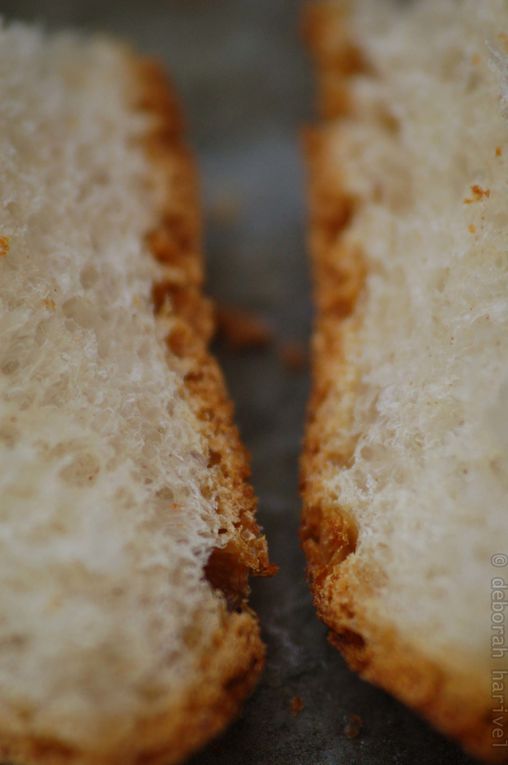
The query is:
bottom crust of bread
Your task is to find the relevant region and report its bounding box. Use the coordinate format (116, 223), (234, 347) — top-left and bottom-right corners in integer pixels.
(0, 54), (270, 765)
(0, 611), (264, 765)
(301, 6), (504, 762)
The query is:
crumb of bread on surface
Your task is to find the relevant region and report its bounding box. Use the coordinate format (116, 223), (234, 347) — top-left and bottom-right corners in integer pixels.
(0, 236), (9, 257)
(343, 714), (363, 739)
(468, 224), (477, 234)
(290, 695), (304, 717)
(496, 146), (503, 157)
(216, 305), (272, 350)
(279, 341), (308, 372)
(42, 298), (56, 311)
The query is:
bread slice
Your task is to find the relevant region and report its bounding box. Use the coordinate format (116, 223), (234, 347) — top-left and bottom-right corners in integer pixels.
(0, 21), (271, 765)
(301, 1), (508, 760)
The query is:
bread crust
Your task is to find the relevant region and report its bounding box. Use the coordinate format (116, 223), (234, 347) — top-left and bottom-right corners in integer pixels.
(300, 4), (505, 762)
(134, 56), (272, 765)
(0, 55), (270, 765)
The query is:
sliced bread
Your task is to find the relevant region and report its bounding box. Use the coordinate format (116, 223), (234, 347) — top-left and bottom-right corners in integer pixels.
(0, 21), (270, 765)
(301, 1), (508, 760)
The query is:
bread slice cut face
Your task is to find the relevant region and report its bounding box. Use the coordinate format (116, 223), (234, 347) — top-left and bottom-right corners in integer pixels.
(0, 21), (269, 765)
(302, 1), (508, 760)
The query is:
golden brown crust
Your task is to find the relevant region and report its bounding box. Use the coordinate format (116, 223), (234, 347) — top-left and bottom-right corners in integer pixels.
(0, 612), (264, 765)
(0, 55), (270, 765)
(134, 56), (272, 764)
(300, 4), (505, 762)
(137, 58), (271, 592)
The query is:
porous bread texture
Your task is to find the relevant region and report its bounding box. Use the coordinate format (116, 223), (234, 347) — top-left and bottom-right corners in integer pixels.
(303, 0), (508, 759)
(0, 20), (267, 762)
(326, 0), (508, 673)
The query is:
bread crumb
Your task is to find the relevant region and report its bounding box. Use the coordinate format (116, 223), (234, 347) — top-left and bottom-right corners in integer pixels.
(471, 184), (490, 199)
(468, 224), (477, 234)
(344, 713), (363, 739)
(216, 305), (272, 350)
(290, 696), (304, 716)
(471, 53), (481, 65)
(279, 341), (308, 372)
(496, 146), (503, 157)
(464, 185), (490, 204)
(42, 298), (56, 311)
(0, 236), (10, 257)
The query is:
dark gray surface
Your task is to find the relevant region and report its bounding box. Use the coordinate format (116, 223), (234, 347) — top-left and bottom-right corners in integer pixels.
(1, 1), (481, 763)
